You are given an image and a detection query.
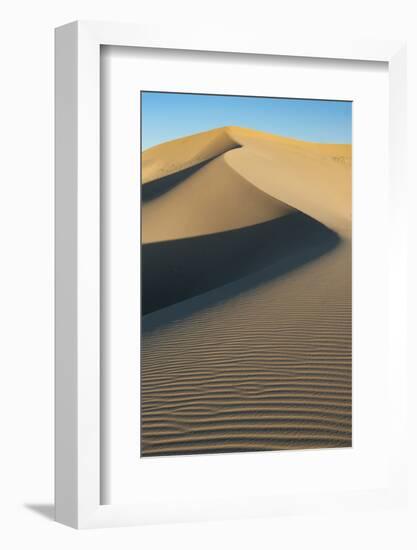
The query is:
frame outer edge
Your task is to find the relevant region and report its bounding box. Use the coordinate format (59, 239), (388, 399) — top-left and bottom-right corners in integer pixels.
(387, 44), (408, 498)
(55, 21), (79, 529)
(54, 19), (408, 529)
(76, 20), (101, 529)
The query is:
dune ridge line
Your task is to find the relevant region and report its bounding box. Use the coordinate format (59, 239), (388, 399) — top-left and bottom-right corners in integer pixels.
(142, 126), (351, 244)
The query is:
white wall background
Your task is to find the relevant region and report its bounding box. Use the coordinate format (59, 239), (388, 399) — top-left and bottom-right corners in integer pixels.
(0, 0), (415, 548)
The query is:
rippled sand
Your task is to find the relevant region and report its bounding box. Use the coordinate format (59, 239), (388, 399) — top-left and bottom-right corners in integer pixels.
(142, 242), (351, 455)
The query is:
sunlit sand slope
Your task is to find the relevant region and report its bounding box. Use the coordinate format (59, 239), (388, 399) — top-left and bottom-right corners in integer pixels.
(142, 153), (293, 243)
(141, 126), (352, 457)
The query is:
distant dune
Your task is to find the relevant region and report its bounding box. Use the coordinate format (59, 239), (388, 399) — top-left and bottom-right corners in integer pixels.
(141, 126), (352, 457)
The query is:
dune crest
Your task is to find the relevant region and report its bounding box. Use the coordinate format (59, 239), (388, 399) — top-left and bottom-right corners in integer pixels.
(142, 127), (240, 184)
(142, 126), (351, 184)
(142, 126), (351, 242)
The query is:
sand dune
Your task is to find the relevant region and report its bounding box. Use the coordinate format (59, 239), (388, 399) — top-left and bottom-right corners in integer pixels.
(141, 126), (352, 457)
(142, 127), (240, 184)
(142, 153), (293, 243)
(142, 126), (351, 186)
(142, 212), (339, 314)
(142, 241), (351, 456)
(142, 126), (351, 241)
(225, 144), (351, 236)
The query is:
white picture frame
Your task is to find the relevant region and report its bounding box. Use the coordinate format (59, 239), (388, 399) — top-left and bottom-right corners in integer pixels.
(55, 21), (407, 529)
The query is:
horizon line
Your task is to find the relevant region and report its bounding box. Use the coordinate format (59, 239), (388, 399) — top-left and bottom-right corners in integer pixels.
(141, 124), (352, 153)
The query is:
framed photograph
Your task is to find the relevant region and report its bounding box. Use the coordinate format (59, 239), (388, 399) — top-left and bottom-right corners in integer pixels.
(55, 21), (407, 528)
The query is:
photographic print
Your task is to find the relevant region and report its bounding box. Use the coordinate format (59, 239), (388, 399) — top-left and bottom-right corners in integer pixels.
(141, 91), (352, 457)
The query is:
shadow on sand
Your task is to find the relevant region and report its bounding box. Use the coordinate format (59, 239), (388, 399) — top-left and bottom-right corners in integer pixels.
(142, 147), (241, 202)
(142, 212), (340, 327)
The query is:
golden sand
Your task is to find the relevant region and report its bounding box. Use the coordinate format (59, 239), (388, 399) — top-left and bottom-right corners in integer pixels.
(141, 126), (352, 456)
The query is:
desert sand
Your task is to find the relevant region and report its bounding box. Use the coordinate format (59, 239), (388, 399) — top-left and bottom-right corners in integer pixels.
(141, 126), (352, 456)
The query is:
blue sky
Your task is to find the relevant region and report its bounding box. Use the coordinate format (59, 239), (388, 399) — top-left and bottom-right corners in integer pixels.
(141, 91), (352, 150)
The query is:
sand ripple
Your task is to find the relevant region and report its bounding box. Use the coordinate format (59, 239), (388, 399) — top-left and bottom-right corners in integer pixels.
(142, 242), (351, 456)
